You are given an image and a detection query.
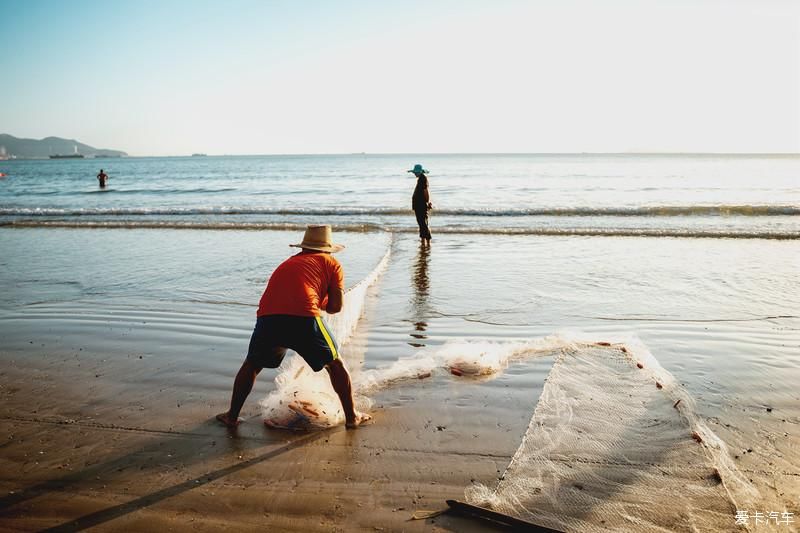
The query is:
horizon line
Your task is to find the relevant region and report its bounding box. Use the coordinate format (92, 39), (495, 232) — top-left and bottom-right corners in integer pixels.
(30, 151), (800, 158)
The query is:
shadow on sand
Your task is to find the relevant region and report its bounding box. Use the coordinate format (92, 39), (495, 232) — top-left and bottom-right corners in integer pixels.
(0, 417), (329, 531)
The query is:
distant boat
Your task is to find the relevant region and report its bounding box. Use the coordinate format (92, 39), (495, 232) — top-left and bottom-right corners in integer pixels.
(50, 144), (84, 159)
(191, 153), (207, 157)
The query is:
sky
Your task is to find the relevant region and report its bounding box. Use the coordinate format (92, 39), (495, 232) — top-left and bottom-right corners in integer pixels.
(1, 0), (798, 156)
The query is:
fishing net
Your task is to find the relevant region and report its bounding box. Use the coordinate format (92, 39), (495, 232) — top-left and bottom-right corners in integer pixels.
(259, 261), (567, 431)
(465, 338), (759, 532)
(257, 242), (760, 531)
(355, 337), (566, 392)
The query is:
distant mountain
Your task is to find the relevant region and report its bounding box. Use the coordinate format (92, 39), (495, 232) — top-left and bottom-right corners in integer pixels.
(0, 134), (127, 159)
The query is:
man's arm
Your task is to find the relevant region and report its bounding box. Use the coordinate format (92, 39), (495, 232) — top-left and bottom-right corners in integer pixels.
(326, 287), (344, 314)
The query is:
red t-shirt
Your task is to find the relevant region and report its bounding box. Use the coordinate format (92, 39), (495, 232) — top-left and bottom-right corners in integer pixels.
(257, 252), (344, 317)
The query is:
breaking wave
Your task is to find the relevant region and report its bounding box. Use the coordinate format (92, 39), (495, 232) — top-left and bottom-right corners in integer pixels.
(1, 204), (798, 217)
(2, 219), (797, 239)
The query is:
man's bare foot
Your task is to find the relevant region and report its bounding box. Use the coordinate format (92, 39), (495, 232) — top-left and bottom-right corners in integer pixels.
(216, 412), (242, 429)
(345, 412), (372, 429)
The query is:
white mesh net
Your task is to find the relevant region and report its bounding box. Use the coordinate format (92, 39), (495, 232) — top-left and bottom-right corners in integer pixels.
(261, 319), (571, 430)
(256, 243), (762, 531)
(464, 337), (760, 532)
(355, 337), (568, 393)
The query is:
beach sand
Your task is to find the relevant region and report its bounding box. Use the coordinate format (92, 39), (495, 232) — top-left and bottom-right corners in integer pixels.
(0, 298), (547, 532)
(1, 228), (798, 531)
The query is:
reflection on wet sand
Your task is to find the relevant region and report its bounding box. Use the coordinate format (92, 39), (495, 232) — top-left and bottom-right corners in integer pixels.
(409, 242), (431, 347)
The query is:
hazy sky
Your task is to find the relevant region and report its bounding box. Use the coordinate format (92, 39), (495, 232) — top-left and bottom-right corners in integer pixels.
(1, 0), (798, 155)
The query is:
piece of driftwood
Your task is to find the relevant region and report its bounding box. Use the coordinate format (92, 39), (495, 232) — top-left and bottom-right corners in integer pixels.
(445, 500), (564, 532)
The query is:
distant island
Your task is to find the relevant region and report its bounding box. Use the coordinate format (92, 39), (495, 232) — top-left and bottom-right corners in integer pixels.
(0, 134), (127, 159)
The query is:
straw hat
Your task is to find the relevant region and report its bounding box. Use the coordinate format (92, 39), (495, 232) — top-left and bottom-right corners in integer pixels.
(407, 164), (428, 175)
(290, 225), (345, 253)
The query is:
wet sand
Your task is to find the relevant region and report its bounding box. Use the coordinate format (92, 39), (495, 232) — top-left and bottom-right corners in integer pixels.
(0, 293), (549, 532)
(1, 229), (798, 531)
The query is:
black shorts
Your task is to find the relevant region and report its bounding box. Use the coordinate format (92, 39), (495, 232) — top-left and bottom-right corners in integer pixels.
(245, 314), (339, 372)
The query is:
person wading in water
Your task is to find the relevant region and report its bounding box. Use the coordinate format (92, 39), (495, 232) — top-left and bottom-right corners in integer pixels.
(409, 164), (432, 244)
(96, 169), (108, 189)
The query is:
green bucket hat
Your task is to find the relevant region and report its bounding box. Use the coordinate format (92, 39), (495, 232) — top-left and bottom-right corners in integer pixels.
(407, 164), (428, 175)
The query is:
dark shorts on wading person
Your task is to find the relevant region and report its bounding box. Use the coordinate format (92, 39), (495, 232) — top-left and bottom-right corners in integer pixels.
(245, 314), (339, 372)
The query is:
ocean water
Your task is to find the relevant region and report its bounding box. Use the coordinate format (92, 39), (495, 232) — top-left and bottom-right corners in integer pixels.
(1, 153), (798, 237)
(1, 153), (798, 404)
(0, 154), (798, 520)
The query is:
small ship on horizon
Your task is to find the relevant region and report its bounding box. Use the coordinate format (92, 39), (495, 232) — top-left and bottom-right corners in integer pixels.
(49, 144), (85, 159)
(49, 153), (85, 159)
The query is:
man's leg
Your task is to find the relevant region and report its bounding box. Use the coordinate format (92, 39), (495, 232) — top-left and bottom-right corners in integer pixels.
(325, 358), (371, 428)
(217, 359), (262, 428)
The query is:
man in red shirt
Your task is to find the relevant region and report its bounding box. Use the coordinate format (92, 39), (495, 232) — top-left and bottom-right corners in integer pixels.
(217, 225), (371, 429)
